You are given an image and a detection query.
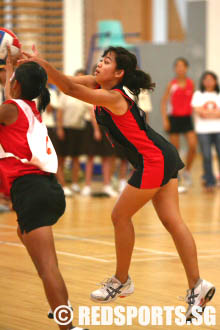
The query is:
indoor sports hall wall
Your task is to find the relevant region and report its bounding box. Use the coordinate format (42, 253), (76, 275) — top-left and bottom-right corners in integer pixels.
(207, 0), (220, 75)
(139, 0), (206, 135)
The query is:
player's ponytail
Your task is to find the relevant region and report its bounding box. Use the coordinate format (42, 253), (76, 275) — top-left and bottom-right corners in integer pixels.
(38, 86), (50, 112)
(102, 46), (155, 97)
(15, 61), (50, 112)
(123, 69), (154, 97)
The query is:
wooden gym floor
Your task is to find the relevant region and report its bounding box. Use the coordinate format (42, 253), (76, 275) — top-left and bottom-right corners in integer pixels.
(0, 157), (219, 330)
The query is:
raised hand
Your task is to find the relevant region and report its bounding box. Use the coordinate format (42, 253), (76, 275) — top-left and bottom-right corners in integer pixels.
(18, 44), (46, 68)
(5, 44), (14, 80)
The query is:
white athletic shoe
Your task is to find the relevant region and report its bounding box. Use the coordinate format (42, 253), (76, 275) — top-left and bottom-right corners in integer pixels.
(103, 185), (118, 197)
(63, 186), (73, 197)
(71, 183), (81, 193)
(178, 185), (188, 194)
(81, 185), (91, 196)
(184, 279), (215, 321)
(118, 179), (127, 193)
(90, 276), (134, 303)
(48, 300), (73, 319)
(182, 171), (193, 187)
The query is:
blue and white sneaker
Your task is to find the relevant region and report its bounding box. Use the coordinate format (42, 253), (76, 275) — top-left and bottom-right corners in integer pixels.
(90, 275), (134, 303)
(185, 279), (215, 321)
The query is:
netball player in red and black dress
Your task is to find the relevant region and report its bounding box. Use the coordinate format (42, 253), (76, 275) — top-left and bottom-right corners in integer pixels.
(21, 46), (215, 321)
(0, 50), (87, 330)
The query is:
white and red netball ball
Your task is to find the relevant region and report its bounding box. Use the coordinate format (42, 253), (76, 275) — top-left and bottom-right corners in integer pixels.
(0, 27), (21, 59)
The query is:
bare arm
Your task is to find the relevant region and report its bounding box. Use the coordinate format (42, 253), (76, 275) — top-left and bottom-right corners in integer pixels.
(89, 106), (102, 141)
(194, 107), (220, 119)
(67, 74), (97, 88)
(4, 47), (14, 100)
(42, 61), (126, 113)
(21, 52), (96, 89)
(19, 54), (128, 115)
(5, 44), (23, 100)
(4, 71), (12, 100)
(202, 109), (220, 119)
(161, 82), (171, 131)
(194, 107), (205, 117)
(0, 103), (18, 125)
(56, 108), (65, 140)
(45, 104), (54, 113)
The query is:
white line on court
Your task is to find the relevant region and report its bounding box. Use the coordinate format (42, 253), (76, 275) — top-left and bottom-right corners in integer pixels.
(1, 239), (220, 263)
(54, 232), (178, 256)
(1, 223), (220, 259)
(0, 224), (177, 256)
(0, 240), (108, 263)
(0, 224), (15, 229)
(120, 254), (220, 263)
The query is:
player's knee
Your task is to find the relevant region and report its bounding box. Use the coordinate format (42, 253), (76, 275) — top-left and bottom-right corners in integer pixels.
(111, 210), (130, 226)
(160, 217), (175, 232)
(37, 263), (58, 281)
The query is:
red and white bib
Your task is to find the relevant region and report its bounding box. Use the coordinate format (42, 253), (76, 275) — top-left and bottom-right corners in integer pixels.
(0, 99), (58, 173)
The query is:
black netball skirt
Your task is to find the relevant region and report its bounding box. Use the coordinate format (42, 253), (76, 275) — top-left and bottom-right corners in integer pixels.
(82, 121), (114, 157)
(168, 115), (194, 134)
(11, 174), (66, 234)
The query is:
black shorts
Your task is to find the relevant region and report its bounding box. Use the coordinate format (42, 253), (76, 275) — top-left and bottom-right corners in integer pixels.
(168, 115), (194, 134)
(56, 128), (85, 157)
(10, 174), (66, 234)
(47, 127), (59, 153)
(82, 121), (114, 157)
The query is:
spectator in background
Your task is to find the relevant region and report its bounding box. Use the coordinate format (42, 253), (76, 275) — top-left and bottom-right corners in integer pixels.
(161, 58), (197, 191)
(114, 87), (152, 192)
(191, 71), (220, 192)
(81, 65), (118, 197)
(56, 69), (89, 197)
(41, 84), (59, 152)
(81, 102), (118, 197)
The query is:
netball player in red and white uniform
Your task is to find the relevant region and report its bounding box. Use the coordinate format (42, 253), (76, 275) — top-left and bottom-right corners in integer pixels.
(0, 50), (88, 330)
(21, 46), (215, 321)
(161, 58), (197, 188)
(0, 58), (11, 210)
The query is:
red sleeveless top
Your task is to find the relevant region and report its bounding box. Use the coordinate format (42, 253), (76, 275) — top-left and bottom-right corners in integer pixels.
(0, 99), (48, 192)
(168, 78), (194, 116)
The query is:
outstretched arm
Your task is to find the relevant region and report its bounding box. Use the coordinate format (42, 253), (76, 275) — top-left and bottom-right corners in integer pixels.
(161, 82), (171, 131)
(19, 53), (128, 114)
(21, 50), (97, 91)
(0, 47), (18, 124)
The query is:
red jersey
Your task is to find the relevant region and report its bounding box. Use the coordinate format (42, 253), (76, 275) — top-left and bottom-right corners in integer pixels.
(95, 84), (184, 189)
(0, 169), (10, 197)
(168, 78), (194, 116)
(0, 99), (49, 190)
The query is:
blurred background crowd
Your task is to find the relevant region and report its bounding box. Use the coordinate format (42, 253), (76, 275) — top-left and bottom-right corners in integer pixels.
(0, 0), (220, 208)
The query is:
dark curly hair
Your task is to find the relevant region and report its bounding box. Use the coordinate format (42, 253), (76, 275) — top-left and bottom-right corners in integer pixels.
(103, 46), (155, 97)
